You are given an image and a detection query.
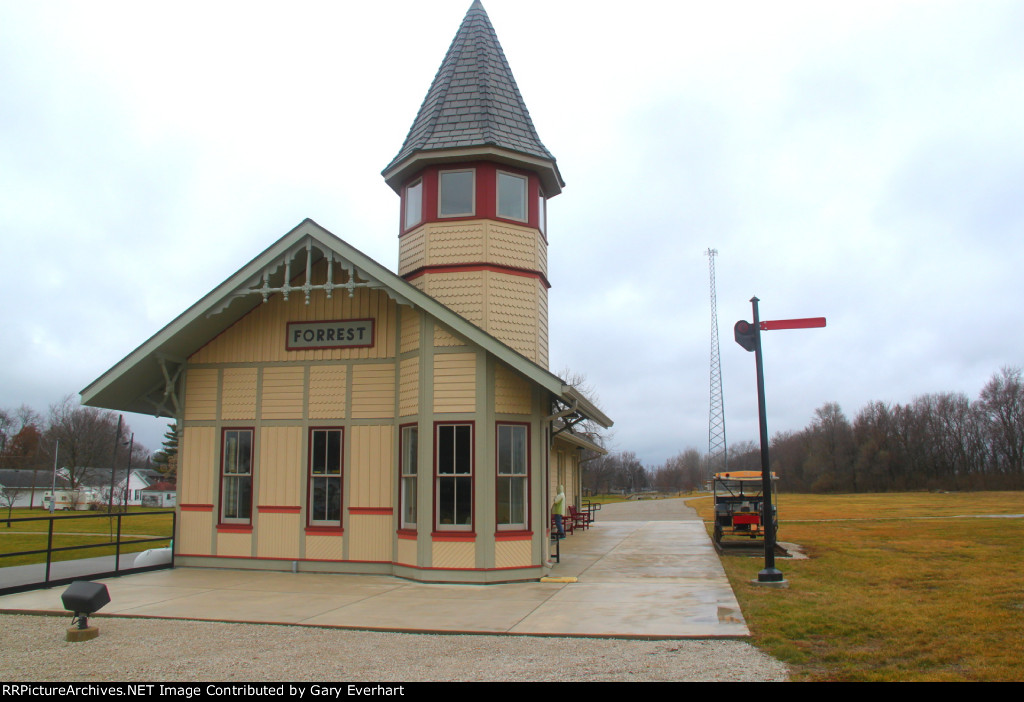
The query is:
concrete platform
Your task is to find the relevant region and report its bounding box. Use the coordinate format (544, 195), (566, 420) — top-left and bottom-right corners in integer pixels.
(0, 501), (748, 638)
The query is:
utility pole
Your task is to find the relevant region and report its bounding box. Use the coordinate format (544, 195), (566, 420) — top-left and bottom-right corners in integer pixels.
(706, 248), (727, 479)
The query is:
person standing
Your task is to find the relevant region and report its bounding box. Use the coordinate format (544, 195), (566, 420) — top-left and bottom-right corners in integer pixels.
(552, 485), (566, 538)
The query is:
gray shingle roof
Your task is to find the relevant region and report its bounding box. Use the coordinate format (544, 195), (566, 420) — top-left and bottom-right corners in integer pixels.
(383, 0), (556, 175)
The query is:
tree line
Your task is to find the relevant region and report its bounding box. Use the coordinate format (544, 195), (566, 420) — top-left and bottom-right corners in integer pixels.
(584, 366), (1024, 495)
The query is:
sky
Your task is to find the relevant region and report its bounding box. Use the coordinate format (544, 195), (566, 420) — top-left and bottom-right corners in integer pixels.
(1, 0), (1022, 465)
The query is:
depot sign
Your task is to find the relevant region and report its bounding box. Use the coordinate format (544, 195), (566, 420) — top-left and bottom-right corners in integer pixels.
(286, 319), (374, 350)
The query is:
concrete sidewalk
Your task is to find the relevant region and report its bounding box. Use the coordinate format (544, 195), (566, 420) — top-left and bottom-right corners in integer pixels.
(0, 500), (747, 638)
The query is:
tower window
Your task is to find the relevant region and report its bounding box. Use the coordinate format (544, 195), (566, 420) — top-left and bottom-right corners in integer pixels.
(404, 179), (423, 229)
(439, 170), (475, 217)
(497, 172), (527, 222)
(538, 187), (546, 235)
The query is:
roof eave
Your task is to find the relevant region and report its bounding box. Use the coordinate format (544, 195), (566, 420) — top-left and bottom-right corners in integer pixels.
(382, 145), (564, 197)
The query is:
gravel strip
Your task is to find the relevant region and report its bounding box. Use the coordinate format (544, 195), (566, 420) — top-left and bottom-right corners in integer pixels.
(2, 614), (788, 682)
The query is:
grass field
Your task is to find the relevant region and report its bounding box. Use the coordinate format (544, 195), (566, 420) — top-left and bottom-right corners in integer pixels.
(690, 491), (1024, 681)
(0, 508), (173, 567)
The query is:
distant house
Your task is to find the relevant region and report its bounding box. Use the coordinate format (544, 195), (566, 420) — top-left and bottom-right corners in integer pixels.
(0, 469), (68, 509)
(75, 467), (168, 507)
(141, 482), (177, 508)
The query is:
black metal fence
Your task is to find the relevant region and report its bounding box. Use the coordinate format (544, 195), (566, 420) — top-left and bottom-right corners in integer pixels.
(0, 510), (175, 596)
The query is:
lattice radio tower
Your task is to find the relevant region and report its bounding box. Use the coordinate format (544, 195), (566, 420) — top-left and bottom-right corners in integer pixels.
(706, 248), (727, 475)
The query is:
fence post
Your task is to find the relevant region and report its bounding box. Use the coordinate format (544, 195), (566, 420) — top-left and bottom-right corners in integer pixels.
(115, 513), (122, 573)
(45, 517), (55, 585)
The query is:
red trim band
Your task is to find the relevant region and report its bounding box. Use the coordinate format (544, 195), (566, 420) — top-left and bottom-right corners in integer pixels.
(180, 504), (213, 512)
(431, 532), (476, 542)
(259, 505), (301, 514)
(349, 507), (393, 515)
(216, 524), (253, 534)
(305, 526), (344, 535)
(404, 263), (550, 289)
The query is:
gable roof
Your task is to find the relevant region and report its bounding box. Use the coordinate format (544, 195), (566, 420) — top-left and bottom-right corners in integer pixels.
(81, 219), (610, 428)
(382, 1), (563, 196)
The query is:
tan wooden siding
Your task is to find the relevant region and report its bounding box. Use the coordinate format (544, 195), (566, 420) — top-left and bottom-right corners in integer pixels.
(487, 273), (542, 363)
(261, 367), (304, 419)
(178, 512), (212, 555)
(402, 221), (544, 275)
(180, 427), (216, 505)
(347, 514), (392, 561)
(423, 222), (486, 264)
(258, 426), (303, 507)
(216, 532), (251, 557)
(256, 513), (301, 559)
(398, 226), (426, 276)
(399, 357), (419, 416)
(489, 222), (543, 275)
(433, 326), (464, 347)
(189, 287), (396, 364)
(351, 365), (396, 419)
(395, 537), (417, 567)
(537, 285), (549, 369)
(431, 540), (475, 569)
(221, 367), (258, 419)
(308, 365), (347, 420)
(495, 539), (533, 569)
(400, 307), (420, 353)
(305, 533), (344, 561)
(433, 353), (477, 414)
(494, 364), (532, 415)
(422, 272), (486, 327)
(184, 369), (218, 421)
(350, 425), (393, 509)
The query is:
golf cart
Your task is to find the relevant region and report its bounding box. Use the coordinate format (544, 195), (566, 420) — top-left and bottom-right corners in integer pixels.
(712, 470), (778, 545)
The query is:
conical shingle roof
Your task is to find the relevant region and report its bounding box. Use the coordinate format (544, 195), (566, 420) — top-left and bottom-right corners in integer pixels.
(383, 1), (561, 194)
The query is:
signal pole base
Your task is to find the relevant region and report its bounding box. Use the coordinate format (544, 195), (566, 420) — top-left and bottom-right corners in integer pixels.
(753, 568), (788, 588)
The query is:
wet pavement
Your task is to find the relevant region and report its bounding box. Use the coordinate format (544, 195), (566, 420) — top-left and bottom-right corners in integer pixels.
(0, 498), (748, 638)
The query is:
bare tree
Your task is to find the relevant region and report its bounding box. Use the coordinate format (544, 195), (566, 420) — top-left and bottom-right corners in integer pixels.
(979, 367), (1024, 477)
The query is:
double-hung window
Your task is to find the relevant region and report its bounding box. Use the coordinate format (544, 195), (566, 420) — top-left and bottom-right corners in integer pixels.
(221, 429), (253, 523)
(497, 171), (527, 222)
(438, 170), (474, 217)
(436, 423), (473, 530)
(309, 428), (343, 525)
(400, 425), (418, 529)
(496, 424), (528, 530)
(404, 178), (423, 230)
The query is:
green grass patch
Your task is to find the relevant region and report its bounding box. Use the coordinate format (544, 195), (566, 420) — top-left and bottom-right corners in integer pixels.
(0, 532), (169, 567)
(0, 508), (173, 567)
(694, 492), (1024, 681)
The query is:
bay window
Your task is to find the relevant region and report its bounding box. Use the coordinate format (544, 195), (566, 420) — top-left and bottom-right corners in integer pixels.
(436, 423), (473, 529)
(497, 171), (527, 222)
(496, 424), (528, 529)
(439, 170), (474, 217)
(404, 178), (423, 230)
(400, 425), (418, 529)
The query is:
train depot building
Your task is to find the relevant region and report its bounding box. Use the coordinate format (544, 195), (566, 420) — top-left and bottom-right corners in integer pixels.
(82, 1), (611, 583)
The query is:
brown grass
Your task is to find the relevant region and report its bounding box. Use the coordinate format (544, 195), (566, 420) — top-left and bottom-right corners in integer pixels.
(692, 491), (1024, 681)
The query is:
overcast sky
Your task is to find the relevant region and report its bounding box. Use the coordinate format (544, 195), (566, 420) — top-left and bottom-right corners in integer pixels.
(2, 0), (1022, 465)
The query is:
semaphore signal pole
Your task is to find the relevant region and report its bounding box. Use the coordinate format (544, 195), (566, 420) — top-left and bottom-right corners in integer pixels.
(735, 297), (826, 586)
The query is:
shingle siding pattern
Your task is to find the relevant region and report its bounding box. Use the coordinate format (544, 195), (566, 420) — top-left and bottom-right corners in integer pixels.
(384, 1), (555, 174)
